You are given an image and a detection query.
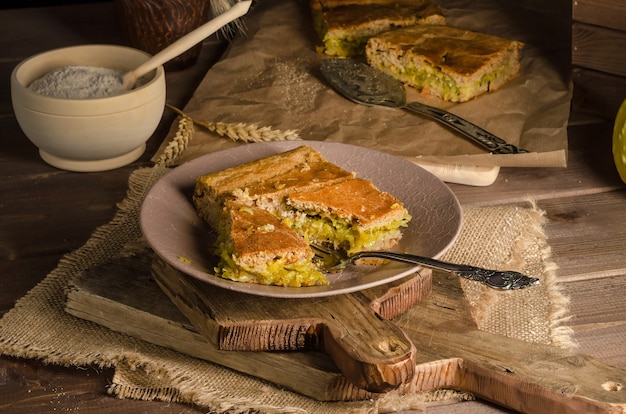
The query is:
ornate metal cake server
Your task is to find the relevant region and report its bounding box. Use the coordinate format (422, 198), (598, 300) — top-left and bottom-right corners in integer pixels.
(320, 58), (529, 155)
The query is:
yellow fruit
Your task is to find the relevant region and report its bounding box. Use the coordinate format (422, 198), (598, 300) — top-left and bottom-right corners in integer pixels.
(613, 99), (626, 184)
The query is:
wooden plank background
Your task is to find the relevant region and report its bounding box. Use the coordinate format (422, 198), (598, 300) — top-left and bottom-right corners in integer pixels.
(572, 0), (626, 31)
(571, 0), (626, 117)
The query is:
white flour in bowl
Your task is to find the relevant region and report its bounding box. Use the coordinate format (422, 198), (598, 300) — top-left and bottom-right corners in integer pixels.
(29, 65), (125, 99)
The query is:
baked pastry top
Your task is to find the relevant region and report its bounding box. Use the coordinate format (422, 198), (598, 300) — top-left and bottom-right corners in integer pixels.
(366, 24), (524, 102)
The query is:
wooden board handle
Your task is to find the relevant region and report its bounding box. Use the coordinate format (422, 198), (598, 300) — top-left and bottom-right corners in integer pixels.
(151, 258), (419, 393)
(403, 274), (626, 413)
(406, 338), (626, 414)
(316, 292), (416, 393)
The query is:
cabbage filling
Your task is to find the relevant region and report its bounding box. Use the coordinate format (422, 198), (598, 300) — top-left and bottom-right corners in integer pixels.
(323, 35), (369, 57)
(214, 241), (328, 287)
(379, 61), (461, 101)
(312, 11), (369, 57)
(376, 55), (514, 101)
(212, 208), (410, 287)
(283, 212), (411, 255)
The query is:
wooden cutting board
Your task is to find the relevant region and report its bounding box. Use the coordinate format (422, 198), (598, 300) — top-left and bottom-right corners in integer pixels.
(150, 257), (432, 393)
(66, 252), (429, 401)
(65, 252), (626, 412)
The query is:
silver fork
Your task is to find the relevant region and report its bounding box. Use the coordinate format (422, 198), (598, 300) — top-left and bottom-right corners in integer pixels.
(311, 245), (540, 290)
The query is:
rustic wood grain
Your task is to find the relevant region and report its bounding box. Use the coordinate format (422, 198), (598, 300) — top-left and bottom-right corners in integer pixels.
(0, 358), (203, 414)
(573, 0), (626, 31)
(65, 254), (378, 402)
(396, 273), (626, 413)
(451, 122), (625, 207)
(151, 257), (431, 393)
(572, 22), (626, 76)
(540, 189), (626, 281)
(572, 67), (626, 118)
(563, 276), (626, 368)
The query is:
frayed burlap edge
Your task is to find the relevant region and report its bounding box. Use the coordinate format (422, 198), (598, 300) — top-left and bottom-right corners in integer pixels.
(453, 202), (575, 350)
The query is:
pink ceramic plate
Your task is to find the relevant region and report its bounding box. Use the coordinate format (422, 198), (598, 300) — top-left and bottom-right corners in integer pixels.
(140, 141), (462, 298)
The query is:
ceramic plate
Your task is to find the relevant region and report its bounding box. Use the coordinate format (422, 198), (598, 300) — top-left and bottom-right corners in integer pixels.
(140, 141), (462, 298)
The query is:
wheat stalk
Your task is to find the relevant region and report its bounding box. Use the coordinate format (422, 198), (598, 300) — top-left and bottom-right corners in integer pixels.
(166, 104), (299, 143)
(155, 113), (195, 167)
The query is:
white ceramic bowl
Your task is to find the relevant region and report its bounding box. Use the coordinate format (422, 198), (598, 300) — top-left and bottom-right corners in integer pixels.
(11, 44), (166, 172)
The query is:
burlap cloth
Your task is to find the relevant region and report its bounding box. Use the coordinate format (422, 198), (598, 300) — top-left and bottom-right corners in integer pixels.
(0, 115), (574, 412)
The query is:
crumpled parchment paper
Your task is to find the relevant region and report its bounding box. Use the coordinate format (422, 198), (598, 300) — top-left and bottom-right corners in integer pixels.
(158, 0), (571, 169)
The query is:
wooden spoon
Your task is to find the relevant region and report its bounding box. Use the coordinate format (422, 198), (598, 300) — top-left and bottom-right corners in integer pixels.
(122, 0), (252, 90)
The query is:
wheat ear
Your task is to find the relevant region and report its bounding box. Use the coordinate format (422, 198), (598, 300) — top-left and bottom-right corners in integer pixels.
(155, 114), (195, 167)
(166, 104), (299, 142)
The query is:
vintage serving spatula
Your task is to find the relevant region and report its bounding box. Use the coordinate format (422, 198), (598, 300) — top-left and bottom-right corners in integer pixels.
(320, 58), (528, 155)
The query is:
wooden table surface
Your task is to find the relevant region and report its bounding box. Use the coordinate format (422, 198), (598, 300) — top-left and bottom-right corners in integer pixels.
(1, 3), (625, 413)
